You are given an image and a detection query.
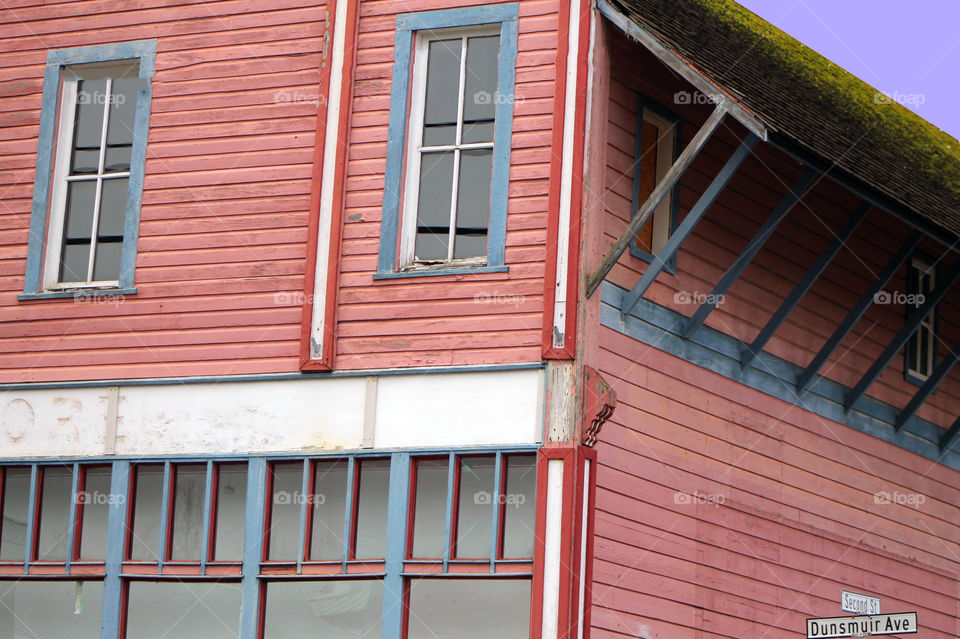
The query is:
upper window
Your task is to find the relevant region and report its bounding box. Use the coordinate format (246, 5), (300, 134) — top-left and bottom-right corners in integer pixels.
(631, 100), (679, 261)
(905, 256), (936, 382)
(22, 41), (155, 298)
(377, 5), (519, 278)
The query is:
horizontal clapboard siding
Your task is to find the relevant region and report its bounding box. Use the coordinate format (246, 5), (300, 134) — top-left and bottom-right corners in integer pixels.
(593, 325), (960, 639)
(602, 27), (960, 433)
(333, 0), (558, 370)
(0, 0), (326, 382)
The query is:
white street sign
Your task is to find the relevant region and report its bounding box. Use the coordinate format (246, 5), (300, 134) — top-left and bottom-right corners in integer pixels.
(807, 612), (917, 638)
(841, 591), (880, 615)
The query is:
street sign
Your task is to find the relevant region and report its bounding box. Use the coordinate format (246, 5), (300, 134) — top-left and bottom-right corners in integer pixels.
(806, 612), (918, 638)
(841, 591), (880, 615)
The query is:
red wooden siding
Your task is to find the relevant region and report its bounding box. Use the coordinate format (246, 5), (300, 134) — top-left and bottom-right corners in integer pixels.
(0, 0), (322, 382)
(600, 25), (960, 432)
(332, 0), (559, 370)
(592, 325), (960, 639)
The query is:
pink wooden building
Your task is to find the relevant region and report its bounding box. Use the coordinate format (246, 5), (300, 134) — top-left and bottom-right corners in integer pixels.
(0, 0), (958, 636)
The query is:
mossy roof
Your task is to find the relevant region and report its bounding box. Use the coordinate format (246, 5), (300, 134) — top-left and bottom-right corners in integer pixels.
(607, 0), (960, 238)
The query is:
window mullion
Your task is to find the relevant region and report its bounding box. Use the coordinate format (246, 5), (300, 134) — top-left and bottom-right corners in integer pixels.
(86, 77), (113, 282)
(447, 36), (469, 261)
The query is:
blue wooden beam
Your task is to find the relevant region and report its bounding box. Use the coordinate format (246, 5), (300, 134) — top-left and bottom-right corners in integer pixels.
(382, 453), (411, 639)
(845, 257), (960, 414)
(620, 133), (760, 318)
(741, 200), (870, 369)
(586, 103), (729, 297)
(100, 461), (129, 639)
(895, 337), (960, 432)
(681, 168), (817, 338)
(940, 416), (960, 452)
(796, 231), (923, 394)
(239, 458), (267, 639)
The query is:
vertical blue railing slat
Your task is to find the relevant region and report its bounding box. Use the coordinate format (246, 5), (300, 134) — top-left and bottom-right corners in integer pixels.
(23, 465), (38, 572)
(296, 458), (310, 574)
(442, 453), (455, 572)
(100, 460), (129, 639)
(156, 461), (171, 572)
(489, 452), (503, 573)
(200, 460), (214, 573)
(65, 463), (80, 573)
(381, 453), (410, 639)
(239, 458), (267, 639)
(341, 456), (356, 572)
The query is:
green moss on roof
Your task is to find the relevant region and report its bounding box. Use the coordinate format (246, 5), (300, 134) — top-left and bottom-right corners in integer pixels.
(696, 0), (960, 203)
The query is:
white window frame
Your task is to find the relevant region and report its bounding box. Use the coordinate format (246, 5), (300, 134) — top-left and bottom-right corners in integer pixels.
(906, 256), (936, 381)
(43, 62), (135, 290)
(399, 24), (501, 269)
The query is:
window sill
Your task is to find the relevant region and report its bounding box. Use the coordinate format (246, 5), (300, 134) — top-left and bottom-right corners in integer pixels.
(373, 265), (509, 280)
(18, 287), (137, 301)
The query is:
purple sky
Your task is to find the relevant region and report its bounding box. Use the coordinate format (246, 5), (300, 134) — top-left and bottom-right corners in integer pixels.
(735, 0), (960, 140)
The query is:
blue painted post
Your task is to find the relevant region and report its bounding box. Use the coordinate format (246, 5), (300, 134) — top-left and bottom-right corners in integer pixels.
(796, 231), (923, 393)
(65, 463), (80, 573)
(156, 461), (171, 572)
(296, 458), (310, 573)
(23, 465), (37, 572)
(239, 458), (267, 639)
(620, 134), (760, 318)
(681, 168), (817, 338)
(741, 199), (869, 368)
(381, 453), (411, 639)
(200, 460), (214, 573)
(100, 460), (129, 639)
(442, 453), (455, 573)
(341, 456), (356, 571)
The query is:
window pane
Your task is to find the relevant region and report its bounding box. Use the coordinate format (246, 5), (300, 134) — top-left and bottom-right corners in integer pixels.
(310, 460), (347, 561)
(36, 466), (72, 561)
(269, 462), (302, 560)
(71, 78), (107, 175)
(354, 459), (390, 559)
(453, 148), (492, 259)
(125, 581), (241, 639)
(213, 463), (246, 561)
(79, 466), (111, 560)
(0, 580), (102, 638)
(63, 180), (97, 241)
(105, 75), (139, 172)
(60, 243), (91, 283)
(407, 578), (530, 639)
(462, 121), (495, 144)
(170, 464), (205, 561)
(455, 456), (494, 558)
(263, 580), (383, 638)
(412, 459), (448, 558)
(98, 177), (128, 238)
(502, 455), (537, 558)
(422, 38), (462, 147)
(415, 151), (454, 261)
(93, 240), (122, 282)
(129, 465), (163, 560)
(462, 35), (499, 127)
(0, 467), (30, 561)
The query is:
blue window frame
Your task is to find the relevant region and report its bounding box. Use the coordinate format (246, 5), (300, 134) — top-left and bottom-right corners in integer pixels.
(376, 5), (519, 279)
(0, 449), (536, 638)
(630, 95), (681, 272)
(21, 40), (156, 299)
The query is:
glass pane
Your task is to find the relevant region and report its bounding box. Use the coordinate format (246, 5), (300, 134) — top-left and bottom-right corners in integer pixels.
(0, 580), (102, 638)
(462, 121), (495, 144)
(354, 459), (389, 559)
(269, 462), (302, 560)
(407, 578), (530, 639)
(415, 151), (454, 261)
(71, 78), (107, 174)
(412, 459), (448, 558)
(213, 463), (246, 561)
(125, 581), (241, 639)
(263, 580), (383, 638)
(105, 75), (138, 172)
(170, 464), (205, 561)
(502, 455), (537, 558)
(422, 38), (462, 147)
(310, 460), (347, 561)
(79, 466), (111, 560)
(453, 148), (492, 259)
(455, 456), (495, 558)
(98, 177), (128, 238)
(92, 241), (122, 282)
(36, 466), (72, 561)
(462, 35), (500, 126)
(129, 465), (164, 560)
(60, 243), (91, 284)
(63, 180), (97, 240)
(0, 467), (30, 561)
